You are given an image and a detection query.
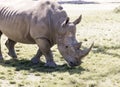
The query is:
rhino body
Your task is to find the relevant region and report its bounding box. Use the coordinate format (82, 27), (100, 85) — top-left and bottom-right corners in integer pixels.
(0, 0), (63, 44)
(0, 0), (93, 67)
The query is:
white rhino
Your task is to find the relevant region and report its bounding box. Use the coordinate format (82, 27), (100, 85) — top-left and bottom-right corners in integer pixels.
(0, 0), (93, 67)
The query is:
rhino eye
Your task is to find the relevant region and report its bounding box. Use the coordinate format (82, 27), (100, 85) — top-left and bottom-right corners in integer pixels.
(65, 46), (68, 48)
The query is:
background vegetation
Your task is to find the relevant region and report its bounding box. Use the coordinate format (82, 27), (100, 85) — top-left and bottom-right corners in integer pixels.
(114, 6), (120, 13)
(0, 3), (120, 87)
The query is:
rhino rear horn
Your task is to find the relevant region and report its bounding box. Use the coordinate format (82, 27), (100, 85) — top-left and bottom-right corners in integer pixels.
(79, 42), (94, 58)
(74, 42), (82, 49)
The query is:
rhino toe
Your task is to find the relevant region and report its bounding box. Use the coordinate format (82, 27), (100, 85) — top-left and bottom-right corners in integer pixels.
(44, 61), (57, 68)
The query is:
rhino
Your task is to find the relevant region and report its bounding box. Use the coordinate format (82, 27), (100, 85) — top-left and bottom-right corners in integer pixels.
(0, 0), (93, 67)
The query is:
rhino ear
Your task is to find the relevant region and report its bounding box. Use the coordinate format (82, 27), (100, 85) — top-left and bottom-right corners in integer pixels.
(73, 15), (82, 25)
(61, 17), (69, 27)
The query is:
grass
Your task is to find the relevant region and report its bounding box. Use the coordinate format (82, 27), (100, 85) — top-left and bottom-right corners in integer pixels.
(0, 5), (120, 87)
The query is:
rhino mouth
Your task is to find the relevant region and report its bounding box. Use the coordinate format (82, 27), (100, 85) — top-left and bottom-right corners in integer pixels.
(68, 61), (80, 67)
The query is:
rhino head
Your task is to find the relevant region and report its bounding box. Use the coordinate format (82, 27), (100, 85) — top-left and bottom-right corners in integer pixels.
(56, 15), (94, 67)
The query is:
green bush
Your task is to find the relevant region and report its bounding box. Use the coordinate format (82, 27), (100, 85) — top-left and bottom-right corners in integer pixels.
(114, 6), (120, 13)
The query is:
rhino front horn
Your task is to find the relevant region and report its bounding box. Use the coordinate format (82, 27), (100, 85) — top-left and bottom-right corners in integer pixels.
(79, 42), (94, 58)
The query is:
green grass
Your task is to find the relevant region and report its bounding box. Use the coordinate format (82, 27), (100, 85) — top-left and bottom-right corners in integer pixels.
(0, 6), (120, 87)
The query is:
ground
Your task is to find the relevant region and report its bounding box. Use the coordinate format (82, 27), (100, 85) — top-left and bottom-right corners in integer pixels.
(0, 1), (120, 87)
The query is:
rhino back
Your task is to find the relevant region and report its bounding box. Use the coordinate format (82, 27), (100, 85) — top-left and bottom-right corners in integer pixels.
(0, 0), (67, 44)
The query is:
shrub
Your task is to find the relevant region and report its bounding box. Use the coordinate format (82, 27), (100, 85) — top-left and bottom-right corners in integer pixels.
(114, 6), (120, 13)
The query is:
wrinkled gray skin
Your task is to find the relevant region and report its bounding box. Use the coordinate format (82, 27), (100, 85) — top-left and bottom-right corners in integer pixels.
(0, 0), (93, 67)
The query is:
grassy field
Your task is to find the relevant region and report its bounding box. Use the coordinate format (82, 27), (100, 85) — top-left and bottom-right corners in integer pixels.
(0, 4), (120, 87)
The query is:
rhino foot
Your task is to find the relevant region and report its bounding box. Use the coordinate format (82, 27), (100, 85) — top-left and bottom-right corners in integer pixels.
(44, 61), (57, 67)
(31, 57), (40, 64)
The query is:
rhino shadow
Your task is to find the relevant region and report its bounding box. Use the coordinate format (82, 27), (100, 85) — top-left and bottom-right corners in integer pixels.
(92, 45), (120, 58)
(0, 59), (85, 74)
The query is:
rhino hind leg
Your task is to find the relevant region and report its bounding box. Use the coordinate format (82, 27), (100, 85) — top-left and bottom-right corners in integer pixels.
(31, 49), (43, 64)
(5, 39), (17, 59)
(0, 31), (3, 60)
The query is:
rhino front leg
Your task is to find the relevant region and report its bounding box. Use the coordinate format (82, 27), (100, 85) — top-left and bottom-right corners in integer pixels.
(44, 50), (57, 67)
(5, 39), (17, 59)
(31, 49), (43, 64)
(35, 39), (57, 67)
(0, 31), (3, 60)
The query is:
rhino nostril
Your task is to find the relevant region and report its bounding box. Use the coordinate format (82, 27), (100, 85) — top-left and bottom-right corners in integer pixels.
(70, 61), (74, 65)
